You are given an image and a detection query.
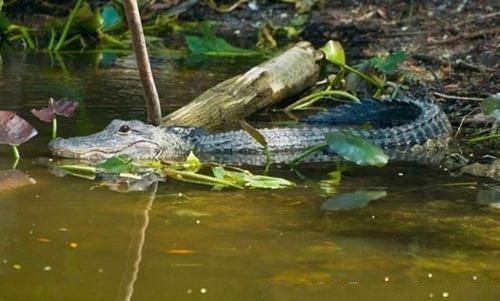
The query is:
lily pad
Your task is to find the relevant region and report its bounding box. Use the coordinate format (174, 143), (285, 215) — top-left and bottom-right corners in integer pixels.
(0, 111), (38, 146)
(325, 131), (389, 167)
(31, 98), (79, 123)
(321, 189), (387, 211)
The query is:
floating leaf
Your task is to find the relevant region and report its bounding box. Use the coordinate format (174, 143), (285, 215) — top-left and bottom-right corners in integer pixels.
(0, 111), (38, 146)
(480, 93), (500, 120)
(212, 166), (294, 189)
(321, 189), (387, 211)
(96, 155), (135, 174)
(186, 23), (260, 57)
(32, 98), (79, 122)
(243, 175), (295, 189)
(321, 40), (346, 65)
(325, 131), (389, 167)
(368, 50), (406, 75)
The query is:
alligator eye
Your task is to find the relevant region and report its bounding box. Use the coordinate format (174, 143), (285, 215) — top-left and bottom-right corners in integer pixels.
(118, 125), (131, 134)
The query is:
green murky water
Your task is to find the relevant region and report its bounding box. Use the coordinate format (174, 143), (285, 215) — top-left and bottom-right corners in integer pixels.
(0, 52), (499, 300)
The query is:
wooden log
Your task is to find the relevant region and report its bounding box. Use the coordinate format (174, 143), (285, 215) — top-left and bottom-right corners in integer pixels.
(162, 42), (322, 131)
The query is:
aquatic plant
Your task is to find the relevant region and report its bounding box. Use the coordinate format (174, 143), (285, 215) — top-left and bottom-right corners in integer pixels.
(56, 152), (295, 190)
(31, 97), (79, 139)
(469, 93), (500, 142)
(0, 111), (38, 160)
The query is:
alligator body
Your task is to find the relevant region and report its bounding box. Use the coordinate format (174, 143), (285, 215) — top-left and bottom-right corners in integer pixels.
(49, 97), (451, 166)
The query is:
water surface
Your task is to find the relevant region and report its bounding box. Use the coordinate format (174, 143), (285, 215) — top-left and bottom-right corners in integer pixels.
(0, 51), (499, 300)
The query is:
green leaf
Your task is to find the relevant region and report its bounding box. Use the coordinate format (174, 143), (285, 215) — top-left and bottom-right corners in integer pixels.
(0, 12), (10, 31)
(165, 168), (243, 189)
(101, 5), (123, 31)
(243, 175), (295, 189)
(481, 93), (500, 120)
(325, 131), (389, 167)
(368, 50), (406, 75)
(74, 2), (103, 34)
(96, 155), (136, 174)
(0, 0), (3, 12)
(183, 151), (202, 172)
(212, 166), (294, 189)
(321, 40), (346, 65)
(185, 23), (260, 57)
(321, 189), (387, 211)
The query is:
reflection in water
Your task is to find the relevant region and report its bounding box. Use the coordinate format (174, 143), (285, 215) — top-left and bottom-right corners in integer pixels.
(0, 169), (36, 192)
(117, 182), (158, 301)
(321, 188), (387, 211)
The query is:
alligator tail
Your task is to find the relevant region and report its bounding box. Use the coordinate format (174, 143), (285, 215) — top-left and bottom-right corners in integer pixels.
(304, 97), (451, 148)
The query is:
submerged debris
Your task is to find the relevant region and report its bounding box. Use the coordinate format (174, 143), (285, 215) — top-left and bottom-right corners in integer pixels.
(462, 160), (500, 182)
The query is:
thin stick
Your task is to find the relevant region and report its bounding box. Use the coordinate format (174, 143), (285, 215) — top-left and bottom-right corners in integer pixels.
(123, 0), (162, 125)
(433, 92), (484, 102)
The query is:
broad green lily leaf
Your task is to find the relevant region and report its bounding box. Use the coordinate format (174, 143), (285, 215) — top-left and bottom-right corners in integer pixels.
(186, 23), (260, 57)
(368, 50), (406, 75)
(325, 131), (389, 167)
(321, 40), (346, 65)
(321, 189), (387, 211)
(481, 93), (500, 120)
(101, 5), (123, 31)
(96, 155), (135, 174)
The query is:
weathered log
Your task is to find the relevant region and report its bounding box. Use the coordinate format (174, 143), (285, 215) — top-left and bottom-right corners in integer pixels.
(162, 42), (322, 131)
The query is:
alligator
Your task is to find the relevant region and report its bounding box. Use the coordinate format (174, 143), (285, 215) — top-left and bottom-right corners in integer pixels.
(49, 97), (451, 166)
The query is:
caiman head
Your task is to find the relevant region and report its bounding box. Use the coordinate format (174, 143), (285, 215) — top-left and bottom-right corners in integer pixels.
(49, 120), (196, 161)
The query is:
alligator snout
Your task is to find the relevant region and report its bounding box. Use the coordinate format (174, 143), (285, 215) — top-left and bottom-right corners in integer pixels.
(48, 137), (68, 157)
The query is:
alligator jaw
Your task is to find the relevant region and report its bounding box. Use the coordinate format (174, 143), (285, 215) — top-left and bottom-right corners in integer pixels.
(48, 137), (161, 160)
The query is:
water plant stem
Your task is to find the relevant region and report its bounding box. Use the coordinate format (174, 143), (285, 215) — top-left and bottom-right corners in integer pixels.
(342, 64), (384, 90)
(123, 0), (162, 125)
(469, 133), (500, 142)
(285, 90), (359, 111)
(54, 0), (84, 52)
(11, 145), (20, 159)
(290, 143), (328, 166)
(52, 117), (57, 139)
